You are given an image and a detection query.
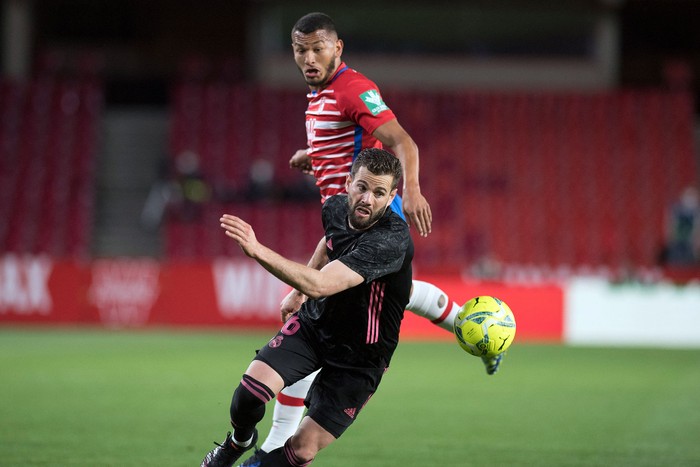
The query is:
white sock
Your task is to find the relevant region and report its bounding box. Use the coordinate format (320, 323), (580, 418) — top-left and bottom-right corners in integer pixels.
(233, 432), (255, 448)
(259, 370), (319, 453)
(406, 280), (461, 332)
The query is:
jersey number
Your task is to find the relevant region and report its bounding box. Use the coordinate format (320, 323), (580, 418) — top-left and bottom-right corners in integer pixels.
(281, 315), (301, 336)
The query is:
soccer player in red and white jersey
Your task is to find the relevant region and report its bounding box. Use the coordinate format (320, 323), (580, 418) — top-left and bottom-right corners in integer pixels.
(237, 12), (503, 466)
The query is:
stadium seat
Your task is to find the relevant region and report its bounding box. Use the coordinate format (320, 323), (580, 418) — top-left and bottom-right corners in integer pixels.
(0, 77), (103, 258)
(164, 80), (698, 275)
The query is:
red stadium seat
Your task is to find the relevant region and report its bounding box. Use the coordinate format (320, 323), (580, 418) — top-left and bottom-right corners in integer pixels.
(0, 77), (103, 259)
(164, 80), (698, 275)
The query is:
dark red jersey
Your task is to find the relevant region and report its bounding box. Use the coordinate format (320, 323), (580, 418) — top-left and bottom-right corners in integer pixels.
(305, 63), (397, 202)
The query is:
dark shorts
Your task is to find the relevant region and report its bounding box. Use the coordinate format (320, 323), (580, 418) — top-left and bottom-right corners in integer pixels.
(254, 315), (386, 438)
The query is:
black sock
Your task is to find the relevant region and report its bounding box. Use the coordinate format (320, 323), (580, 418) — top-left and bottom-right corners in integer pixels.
(230, 374), (274, 443)
(259, 440), (313, 466)
(259, 446), (291, 466)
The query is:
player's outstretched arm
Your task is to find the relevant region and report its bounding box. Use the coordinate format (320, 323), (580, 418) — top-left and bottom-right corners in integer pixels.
(220, 214), (363, 299)
(373, 120), (432, 237)
(279, 236), (328, 322)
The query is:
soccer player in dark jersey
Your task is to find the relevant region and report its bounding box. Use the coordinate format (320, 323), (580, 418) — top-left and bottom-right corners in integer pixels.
(200, 148), (413, 467)
(238, 11), (503, 466)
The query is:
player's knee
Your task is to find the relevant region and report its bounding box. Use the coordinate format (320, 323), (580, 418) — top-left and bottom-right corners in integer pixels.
(286, 437), (317, 465)
(230, 374), (275, 428)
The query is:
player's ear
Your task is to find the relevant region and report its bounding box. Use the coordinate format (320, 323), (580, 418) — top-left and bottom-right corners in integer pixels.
(388, 188), (398, 204)
(345, 174), (352, 191)
(336, 39), (344, 57)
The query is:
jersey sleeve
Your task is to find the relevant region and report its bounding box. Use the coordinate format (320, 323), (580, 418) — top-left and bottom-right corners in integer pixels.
(337, 75), (396, 135)
(339, 220), (409, 283)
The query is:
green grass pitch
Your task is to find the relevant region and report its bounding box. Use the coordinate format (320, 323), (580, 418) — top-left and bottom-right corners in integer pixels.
(1, 327), (699, 466)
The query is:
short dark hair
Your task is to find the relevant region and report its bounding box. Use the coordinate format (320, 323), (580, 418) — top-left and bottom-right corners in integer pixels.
(292, 12), (337, 35)
(350, 148), (403, 190)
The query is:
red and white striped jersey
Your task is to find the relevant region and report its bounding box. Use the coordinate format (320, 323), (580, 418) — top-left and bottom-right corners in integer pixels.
(305, 62), (397, 202)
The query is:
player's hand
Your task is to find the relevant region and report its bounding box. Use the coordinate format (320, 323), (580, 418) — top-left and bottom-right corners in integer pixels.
(280, 289), (306, 323)
(220, 214), (260, 257)
(290, 149), (313, 174)
(401, 188), (432, 237)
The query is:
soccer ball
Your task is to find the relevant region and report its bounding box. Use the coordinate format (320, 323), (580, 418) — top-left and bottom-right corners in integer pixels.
(454, 296), (516, 358)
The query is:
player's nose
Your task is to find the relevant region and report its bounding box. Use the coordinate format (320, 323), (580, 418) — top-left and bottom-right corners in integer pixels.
(303, 51), (315, 65)
(360, 192), (375, 205)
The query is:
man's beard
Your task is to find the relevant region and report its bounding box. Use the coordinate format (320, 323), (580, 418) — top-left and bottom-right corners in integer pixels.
(304, 60), (337, 87)
(347, 200), (387, 231)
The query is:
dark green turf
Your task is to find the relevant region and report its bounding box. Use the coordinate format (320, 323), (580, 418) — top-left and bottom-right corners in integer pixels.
(1, 328), (699, 466)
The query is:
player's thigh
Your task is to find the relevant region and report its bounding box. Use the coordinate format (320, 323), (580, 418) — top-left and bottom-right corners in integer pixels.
(306, 365), (385, 438)
(254, 317), (321, 387)
(243, 360), (285, 394)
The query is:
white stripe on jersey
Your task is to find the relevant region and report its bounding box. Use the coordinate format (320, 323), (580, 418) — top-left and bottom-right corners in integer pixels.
(314, 94), (336, 100)
(317, 172), (350, 183)
(309, 120), (354, 130)
(312, 153), (353, 160)
(310, 109), (342, 117)
(312, 162), (353, 171)
(307, 90), (335, 97)
(308, 144), (353, 156)
(310, 131), (355, 142)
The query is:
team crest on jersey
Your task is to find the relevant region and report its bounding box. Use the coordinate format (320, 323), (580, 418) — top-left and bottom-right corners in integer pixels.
(360, 90), (389, 115)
